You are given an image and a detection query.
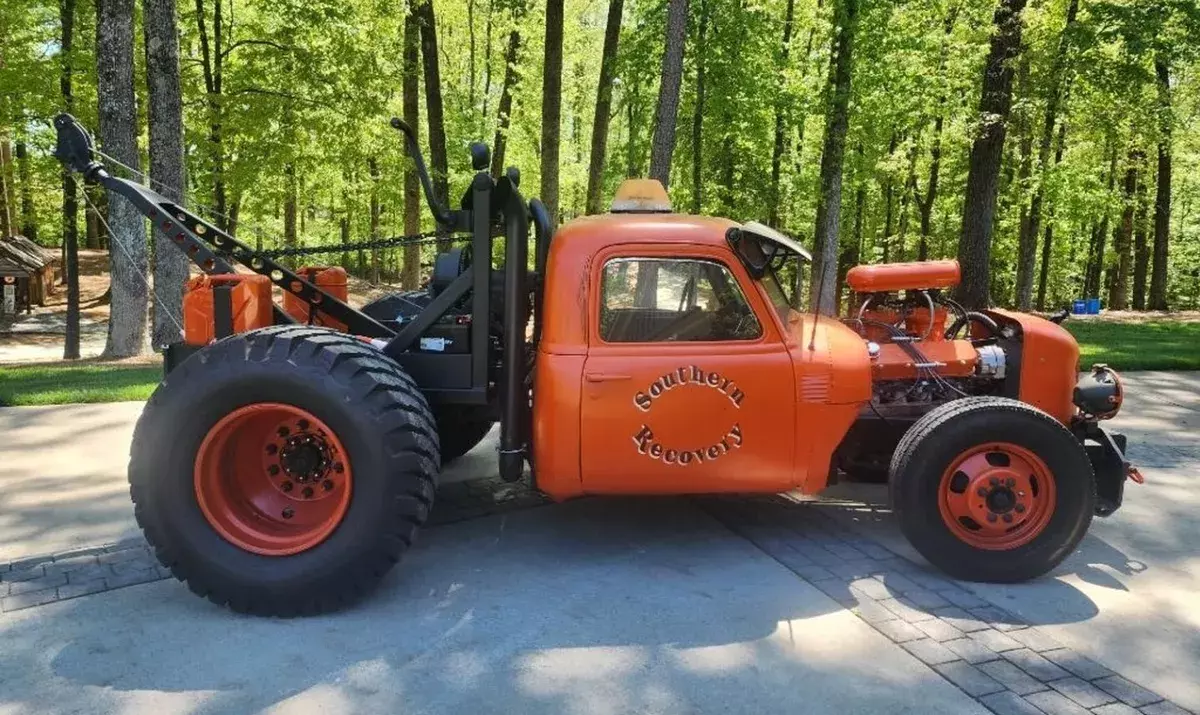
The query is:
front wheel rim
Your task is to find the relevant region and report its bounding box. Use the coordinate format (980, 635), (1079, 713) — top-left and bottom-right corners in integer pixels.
(937, 442), (1057, 551)
(194, 403), (353, 556)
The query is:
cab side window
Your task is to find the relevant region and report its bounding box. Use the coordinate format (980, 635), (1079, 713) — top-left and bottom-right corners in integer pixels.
(599, 258), (762, 342)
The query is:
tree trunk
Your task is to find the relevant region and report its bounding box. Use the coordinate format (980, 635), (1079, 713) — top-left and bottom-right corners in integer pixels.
(1108, 150), (1139, 311)
(690, 0), (708, 215)
(144, 0), (188, 347)
(1148, 56), (1171, 310)
(540, 0), (564, 226)
(1036, 120), (1067, 310)
(1132, 155), (1149, 310)
(914, 8), (958, 260)
(85, 187), (102, 248)
(416, 0), (449, 251)
(482, 0), (495, 125)
(879, 133), (897, 263)
(402, 10), (422, 290)
(468, 0), (476, 113)
(954, 0), (1027, 309)
(61, 0), (81, 358)
(768, 0), (796, 227)
(283, 163), (297, 248)
(369, 157), (381, 284)
(97, 0), (149, 357)
(1017, 0), (1077, 311)
(1085, 141), (1118, 298)
(13, 143), (36, 240)
(195, 0), (225, 229)
(647, 0), (689, 188)
(0, 139), (12, 237)
(491, 27), (523, 178)
(584, 0), (624, 214)
(810, 0), (857, 314)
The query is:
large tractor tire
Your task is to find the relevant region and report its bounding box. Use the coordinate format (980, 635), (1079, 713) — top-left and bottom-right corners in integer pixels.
(889, 396), (1094, 583)
(129, 326), (440, 616)
(433, 407), (495, 464)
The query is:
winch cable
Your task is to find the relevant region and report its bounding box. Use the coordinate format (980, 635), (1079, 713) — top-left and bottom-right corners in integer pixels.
(80, 188), (186, 336)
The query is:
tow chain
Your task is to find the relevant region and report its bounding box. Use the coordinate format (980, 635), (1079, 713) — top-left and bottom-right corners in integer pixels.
(255, 230), (456, 259)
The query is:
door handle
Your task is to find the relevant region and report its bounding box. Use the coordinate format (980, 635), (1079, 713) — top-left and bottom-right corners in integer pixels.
(585, 373), (631, 382)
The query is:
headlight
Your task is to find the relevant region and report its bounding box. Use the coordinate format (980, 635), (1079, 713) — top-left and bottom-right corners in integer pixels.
(1073, 364), (1123, 420)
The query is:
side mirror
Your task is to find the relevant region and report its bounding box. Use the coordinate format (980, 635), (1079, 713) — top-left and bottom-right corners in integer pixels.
(470, 142), (490, 171)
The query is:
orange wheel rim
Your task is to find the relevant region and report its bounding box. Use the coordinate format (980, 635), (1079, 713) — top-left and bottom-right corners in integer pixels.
(194, 403), (352, 556)
(937, 442), (1056, 551)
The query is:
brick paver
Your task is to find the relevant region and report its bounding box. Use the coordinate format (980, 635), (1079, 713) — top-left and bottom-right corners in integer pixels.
(0, 476), (549, 613)
(700, 495), (1193, 715)
(1, 473), (1192, 715)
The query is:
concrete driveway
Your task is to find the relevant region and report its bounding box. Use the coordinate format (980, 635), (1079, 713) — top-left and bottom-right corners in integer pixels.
(0, 373), (1195, 714)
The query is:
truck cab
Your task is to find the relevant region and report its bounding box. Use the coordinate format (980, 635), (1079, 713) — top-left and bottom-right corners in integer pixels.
(532, 189), (874, 502)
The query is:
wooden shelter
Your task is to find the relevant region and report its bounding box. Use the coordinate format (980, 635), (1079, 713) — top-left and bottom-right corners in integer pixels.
(0, 235), (59, 316)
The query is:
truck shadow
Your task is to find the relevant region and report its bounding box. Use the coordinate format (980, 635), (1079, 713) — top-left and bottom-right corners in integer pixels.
(0, 497), (975, 715)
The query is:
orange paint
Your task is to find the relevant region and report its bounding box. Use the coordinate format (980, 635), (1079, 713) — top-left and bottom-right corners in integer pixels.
(988, 309), (1079, 424)
(870, 340), (978, 381)
(846, 259), (961, 293)
(532, 213), (872, 500)
(182, 273), (274, 346)
(937, 442), (1056, 550)
(194, 403), (353, 556)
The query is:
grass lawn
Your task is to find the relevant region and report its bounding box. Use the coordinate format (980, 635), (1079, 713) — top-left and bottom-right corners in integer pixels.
(1065, 319), (1200, 371)
(0, 363), (162, 406)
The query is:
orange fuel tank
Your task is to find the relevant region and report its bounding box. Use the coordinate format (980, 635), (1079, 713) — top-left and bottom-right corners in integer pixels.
(283, 266), (348, 331)
(183, 273), (274, 345)
(847, 260), (961, 293)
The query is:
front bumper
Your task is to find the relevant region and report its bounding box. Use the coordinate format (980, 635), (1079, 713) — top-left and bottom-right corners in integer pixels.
(1079, 423), (1142, 517)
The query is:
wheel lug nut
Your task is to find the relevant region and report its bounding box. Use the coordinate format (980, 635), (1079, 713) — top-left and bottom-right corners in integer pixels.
(1002, 513), (1014, 523)
(334, 462), (344, 473)
(322, 480), (334, 491)
(977, 487), (988, 497)
(1015, 504), (1026, 513)
(298, 419), (310, 430)
(1006, 478), (1015, 487)
(281, 481), (293, 492)
(265, 444), (278, 455)
(302, 487), (314, 498)
(282, 508), (294, 519)
(277, 426), (289, 437)
(989, 478), (1000, 487)
(987, 513), (998, 523)
(268, 465), (280, 476)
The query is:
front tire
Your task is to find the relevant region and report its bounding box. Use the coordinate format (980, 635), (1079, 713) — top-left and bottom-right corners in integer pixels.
(130, 326), (440, 615)
(890, 396), (1094, 583)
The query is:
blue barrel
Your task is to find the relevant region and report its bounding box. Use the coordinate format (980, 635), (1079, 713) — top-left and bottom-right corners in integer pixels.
(1086, 298), (1101, 314)
(1072, 299), (1086, 314)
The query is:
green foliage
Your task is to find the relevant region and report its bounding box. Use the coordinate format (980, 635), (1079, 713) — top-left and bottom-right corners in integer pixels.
(0, 0), (1196, 307)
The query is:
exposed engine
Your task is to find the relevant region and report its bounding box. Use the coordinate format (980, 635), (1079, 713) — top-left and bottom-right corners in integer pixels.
(842, 260), (1009, 420)
(835, 260), (1013, 479)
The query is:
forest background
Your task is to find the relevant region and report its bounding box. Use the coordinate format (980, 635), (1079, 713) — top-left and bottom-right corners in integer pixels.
(0, 0), (1196, 357)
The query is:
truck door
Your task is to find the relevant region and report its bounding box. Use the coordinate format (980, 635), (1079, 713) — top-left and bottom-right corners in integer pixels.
(580, 247), (797, 494)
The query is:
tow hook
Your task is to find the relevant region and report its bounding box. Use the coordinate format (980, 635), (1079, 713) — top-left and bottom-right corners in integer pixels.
(1128, 465), (1145, 485)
